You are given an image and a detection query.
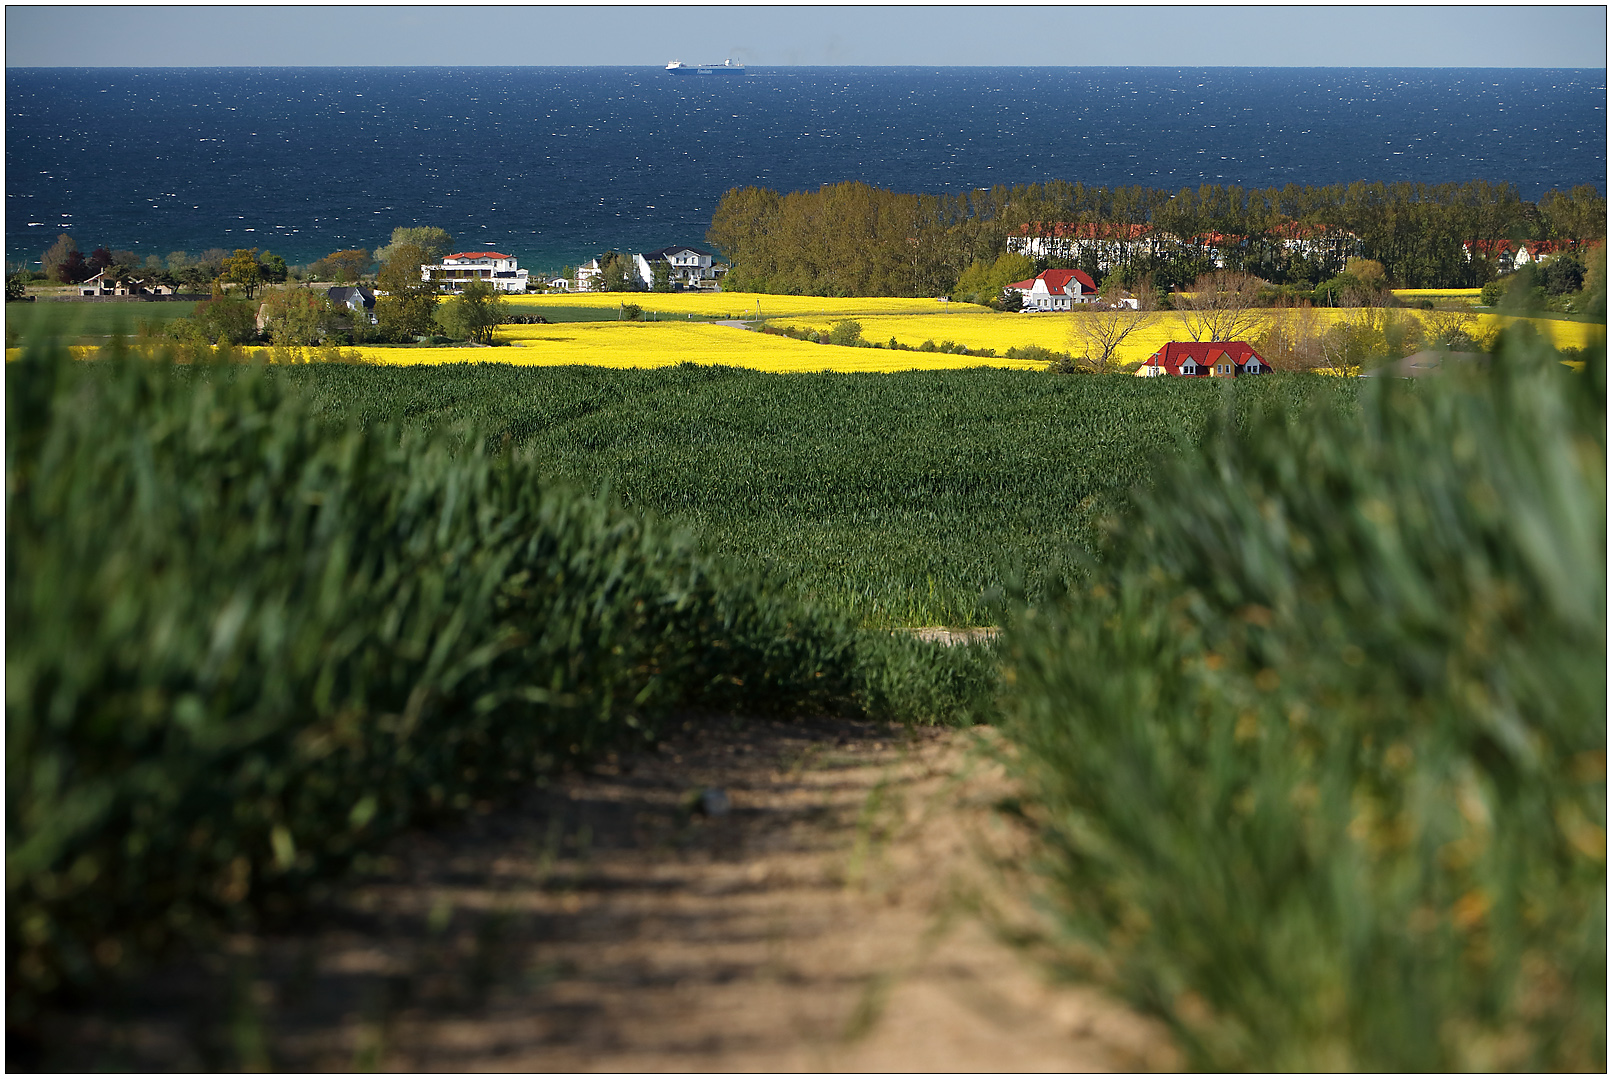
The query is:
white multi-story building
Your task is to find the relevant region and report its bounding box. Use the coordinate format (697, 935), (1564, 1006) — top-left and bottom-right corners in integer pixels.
(633, 245), (717, 288)
(421, 251), (530, 293)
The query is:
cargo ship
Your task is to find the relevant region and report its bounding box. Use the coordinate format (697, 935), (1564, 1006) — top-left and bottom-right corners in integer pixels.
(665, 59), (745, 75)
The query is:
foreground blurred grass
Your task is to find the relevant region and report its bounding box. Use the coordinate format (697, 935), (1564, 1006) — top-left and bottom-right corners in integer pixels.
(5, 338), (996, 1019)
(1002, 327), (1606, 1070)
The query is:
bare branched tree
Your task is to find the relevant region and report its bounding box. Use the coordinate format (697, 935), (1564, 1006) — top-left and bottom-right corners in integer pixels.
(1177, 270), (1269, 343)
(1254, 301), (1325, 371)
(1416, 308), (1485, 352)
(1069, 298), (1156, 374)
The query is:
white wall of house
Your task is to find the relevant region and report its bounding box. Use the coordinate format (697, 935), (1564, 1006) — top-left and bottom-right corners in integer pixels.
(1024, 280), (1072, 311)
(422, 252), (530, 293)
(634, 248), (716, 288)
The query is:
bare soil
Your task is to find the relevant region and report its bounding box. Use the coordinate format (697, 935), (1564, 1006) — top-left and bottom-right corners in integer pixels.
(25, 715), (1174, 1072)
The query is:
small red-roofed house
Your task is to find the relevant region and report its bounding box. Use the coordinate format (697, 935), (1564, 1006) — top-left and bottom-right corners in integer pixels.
(1135, 341), (1271, 378)
(1005, 268), (1100, 311)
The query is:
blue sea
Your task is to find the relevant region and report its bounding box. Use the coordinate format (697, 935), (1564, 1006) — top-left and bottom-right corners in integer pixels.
(5, 66), (1606, 273)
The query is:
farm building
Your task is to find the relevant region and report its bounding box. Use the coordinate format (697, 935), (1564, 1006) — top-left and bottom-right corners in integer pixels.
(1136, 341), (1271, 378)
(1006, 268), (1099, 311)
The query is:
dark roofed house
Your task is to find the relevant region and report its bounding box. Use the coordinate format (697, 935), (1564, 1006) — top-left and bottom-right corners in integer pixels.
(1136, 341), (1271, 378)
(328, 285), (377, 323)
(634, 246), (717, 289)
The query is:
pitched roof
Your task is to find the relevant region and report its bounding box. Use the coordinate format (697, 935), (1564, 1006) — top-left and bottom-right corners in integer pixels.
(444, 251), (512, 261)
(1144, 341), (1266, 374)
(1006, 268), (1099, 294)
(328, 285), (375, 306)
(1037, 268), (1098, 293)
(642, 245), (713, 260)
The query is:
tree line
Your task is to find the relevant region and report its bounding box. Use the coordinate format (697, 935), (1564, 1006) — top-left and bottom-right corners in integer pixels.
(149, 226), (506, 351)
(706, 179), (1607, 297)
(23, 234), (292, 295)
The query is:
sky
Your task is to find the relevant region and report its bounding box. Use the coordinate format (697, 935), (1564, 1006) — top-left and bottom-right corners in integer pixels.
(4, 4), (1607, 68)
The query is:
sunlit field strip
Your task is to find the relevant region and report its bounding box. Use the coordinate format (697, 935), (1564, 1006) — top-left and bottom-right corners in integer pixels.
(352, 321), (1040, 372)
(7, 312), (1592, 372)
(505, 291), (990, 319)
(5, 345), (99, 362)
(1392, 288), (1483, 299)
(771, 310), (1599, 365)
(1485, 314), (1600, 349)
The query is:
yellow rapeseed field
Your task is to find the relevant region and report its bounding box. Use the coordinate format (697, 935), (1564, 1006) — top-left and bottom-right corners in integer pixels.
(1391, 288), (1483, 300)
(9, 307), (1594, 374)
(352, 321), (1040, 373)
(770, 309), (1598, 366)
(506, 291), (986, 320)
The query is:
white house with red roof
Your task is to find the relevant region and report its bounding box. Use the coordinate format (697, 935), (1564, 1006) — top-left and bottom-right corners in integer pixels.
(1006, 268), (1100, 311)
(1135, 341), (1271, 378)
(422, 251), (530, 293)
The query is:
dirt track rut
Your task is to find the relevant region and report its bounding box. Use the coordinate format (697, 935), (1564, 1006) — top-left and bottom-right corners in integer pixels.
(33, 715), (1174, 1071)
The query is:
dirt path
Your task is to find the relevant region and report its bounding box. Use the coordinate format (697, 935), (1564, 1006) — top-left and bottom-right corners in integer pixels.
(32, 715), (1173, 1072)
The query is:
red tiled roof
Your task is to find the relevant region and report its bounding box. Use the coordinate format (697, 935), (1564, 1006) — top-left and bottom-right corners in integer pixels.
(1007, 268), (1099, 295)
(445, 251), (511, 261)
(1144, 341), (1266, 376)
(1040, 268), (1097, 293)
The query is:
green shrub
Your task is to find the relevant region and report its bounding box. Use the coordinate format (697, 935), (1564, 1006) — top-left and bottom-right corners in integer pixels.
(4, 342), (989, 1014)
(827, 319), (863, 347)
(1001, 332), (1606, 1070)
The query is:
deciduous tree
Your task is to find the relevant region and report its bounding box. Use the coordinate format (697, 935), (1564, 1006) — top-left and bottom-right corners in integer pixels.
(311, 249), (372, 285)
(1416, 308), (1484, 352)
(191, 287), (258, 345)
(433, 278), (505, 344)
(43, 234), (86, 284)
(259, 251), (289, 284)
(1178, 270), (1268, 342)
(260, 288), (333, 347)
(222, 248), (265, 298)
(374, 242), (439, 340)
(374, 226), (453, 265)
(1068, 298), (1156, 373)
(594, 252), (635, 293)
(1255, 301), (1325, 371)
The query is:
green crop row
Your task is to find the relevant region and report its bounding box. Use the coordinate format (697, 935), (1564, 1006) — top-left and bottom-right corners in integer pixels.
(249, 361), (1351, 626)
(5, 341), (994, 1015)
(1000, 331), (1606, 1070)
